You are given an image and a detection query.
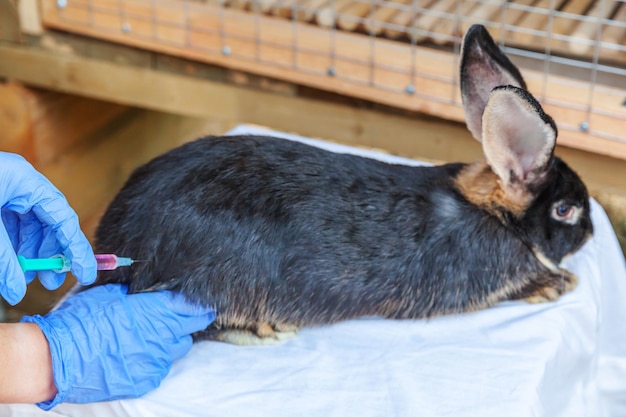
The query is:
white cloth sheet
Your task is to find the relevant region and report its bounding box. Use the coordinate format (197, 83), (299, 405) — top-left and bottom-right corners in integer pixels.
(4, 125), (626, 417)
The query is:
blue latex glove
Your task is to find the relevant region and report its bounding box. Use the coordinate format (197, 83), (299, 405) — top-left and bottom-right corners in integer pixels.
(22, 284), (216, 410)
(0, 152), (97, 305)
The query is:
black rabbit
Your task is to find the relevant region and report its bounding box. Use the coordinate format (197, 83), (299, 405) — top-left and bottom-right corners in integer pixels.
(91, 25), (592, 345)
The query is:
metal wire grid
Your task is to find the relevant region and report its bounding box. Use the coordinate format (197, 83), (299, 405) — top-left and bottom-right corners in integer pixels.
(53, 0), (626, 143)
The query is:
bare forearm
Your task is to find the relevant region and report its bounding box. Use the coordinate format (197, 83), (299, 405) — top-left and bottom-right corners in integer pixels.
(0, 323), (56, 403)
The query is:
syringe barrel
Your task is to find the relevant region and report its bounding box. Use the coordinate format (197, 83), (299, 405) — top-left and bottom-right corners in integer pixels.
(95, 254), (120, 270)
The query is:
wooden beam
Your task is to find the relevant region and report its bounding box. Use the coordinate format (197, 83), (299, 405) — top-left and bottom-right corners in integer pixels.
(0, 44), (240, 119)
(0, 80), (129, 166)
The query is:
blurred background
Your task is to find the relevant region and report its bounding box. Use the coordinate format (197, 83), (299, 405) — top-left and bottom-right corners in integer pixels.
(0, 0), (624, 321)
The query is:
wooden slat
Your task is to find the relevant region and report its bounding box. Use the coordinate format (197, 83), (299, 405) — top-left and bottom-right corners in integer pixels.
(297, 0), (331, 21)
(364, 0), (412, 36)
(568, 0), (619, 55)
(337, 0), (375, 31)
(17, 0), (43, 35)
(0, 0), (21, 42)
(511, 0), (567, 46)
(316, 0), (353, 27)
(488, 0), (537, 43)
(460, 0), (509, 36)
(412, 0), (456, 42)
(601, 2), (626, 46)
(271, 0), (306, 18)
(432, 1), (478, 44)
(383, 0), (437, 39)
(550, 0), (592, 40)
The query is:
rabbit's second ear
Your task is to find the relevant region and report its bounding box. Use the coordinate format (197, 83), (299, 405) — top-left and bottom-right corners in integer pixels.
(482, 85), (557, 199)
(460, 24), (527, 141)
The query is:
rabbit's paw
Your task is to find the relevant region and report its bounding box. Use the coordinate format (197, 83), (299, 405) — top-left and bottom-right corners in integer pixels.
(523, 269), (578, 304)
(213, 329), (276, 345)
(524, 287), (560, 304)
(214, 323), (299, 346)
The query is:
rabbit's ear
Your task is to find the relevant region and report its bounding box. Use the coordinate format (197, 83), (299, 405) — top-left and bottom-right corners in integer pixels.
(482, 85), (557, 196)
(460, 24), (527, 141)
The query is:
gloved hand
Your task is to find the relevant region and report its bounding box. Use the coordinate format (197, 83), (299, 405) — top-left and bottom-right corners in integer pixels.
(0, 152), (97, 305)
(22, 284), (216, 410)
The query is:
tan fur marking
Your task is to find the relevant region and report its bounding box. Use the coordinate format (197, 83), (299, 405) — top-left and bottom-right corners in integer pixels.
(531, 247), (560, 273)
(255, 322), (276, 338)
(214, 329), (281, 346)
(274, 323), (300, 333)
(454, 161), (532, 218)
(214, 328), (298, 346)
(524, 287), (560, 304)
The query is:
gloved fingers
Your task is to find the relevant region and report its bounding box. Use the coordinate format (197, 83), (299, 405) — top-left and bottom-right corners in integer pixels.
(23, 269), (37, 285)
(37, 270), (67, 291)
(1, 208), (20, 250)
(35, 230), (67, 290)
(11, 211), (43, 285)
(128, 365), (171, 400)
(126, 335), (192, 397)
(1, 210), (37, 284)
(140, 291), (217, 336)
(37, 218), (63, 258)
(36, 207), (97, 286)
(0, 227), (27, 305)
(64, 241), (97, 286)
(166, 334), (194, 362)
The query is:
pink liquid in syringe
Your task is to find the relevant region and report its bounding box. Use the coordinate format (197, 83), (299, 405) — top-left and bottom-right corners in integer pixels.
(95, 254), (134, 270)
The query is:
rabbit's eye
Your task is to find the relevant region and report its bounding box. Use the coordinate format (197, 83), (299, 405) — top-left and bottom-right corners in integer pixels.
(555, 204), (573, 218)
(551, 202), (582, 225)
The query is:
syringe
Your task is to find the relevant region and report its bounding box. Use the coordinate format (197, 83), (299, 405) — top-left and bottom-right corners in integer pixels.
(18, 254), (136, 273)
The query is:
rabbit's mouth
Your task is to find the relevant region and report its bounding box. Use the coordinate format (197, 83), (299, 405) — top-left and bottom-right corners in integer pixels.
(531, 246), (562, 274)
(559, 230), (594, 263)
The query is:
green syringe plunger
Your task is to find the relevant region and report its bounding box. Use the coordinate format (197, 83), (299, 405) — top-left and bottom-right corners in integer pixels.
(18, 255), (71, 273)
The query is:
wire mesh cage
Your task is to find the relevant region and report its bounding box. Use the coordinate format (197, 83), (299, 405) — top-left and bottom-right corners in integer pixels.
(41, 0), (626, 157)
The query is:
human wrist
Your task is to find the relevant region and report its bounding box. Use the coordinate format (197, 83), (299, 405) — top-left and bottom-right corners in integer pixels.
(0, 323), (57, 404)
(20, 314), (73, 410)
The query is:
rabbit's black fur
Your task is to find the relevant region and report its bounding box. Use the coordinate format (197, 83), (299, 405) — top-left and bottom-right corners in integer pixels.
(91, 25), (593, 344)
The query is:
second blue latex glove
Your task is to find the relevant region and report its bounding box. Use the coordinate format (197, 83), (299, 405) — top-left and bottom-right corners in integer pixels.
(22, 284), (216, 410)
